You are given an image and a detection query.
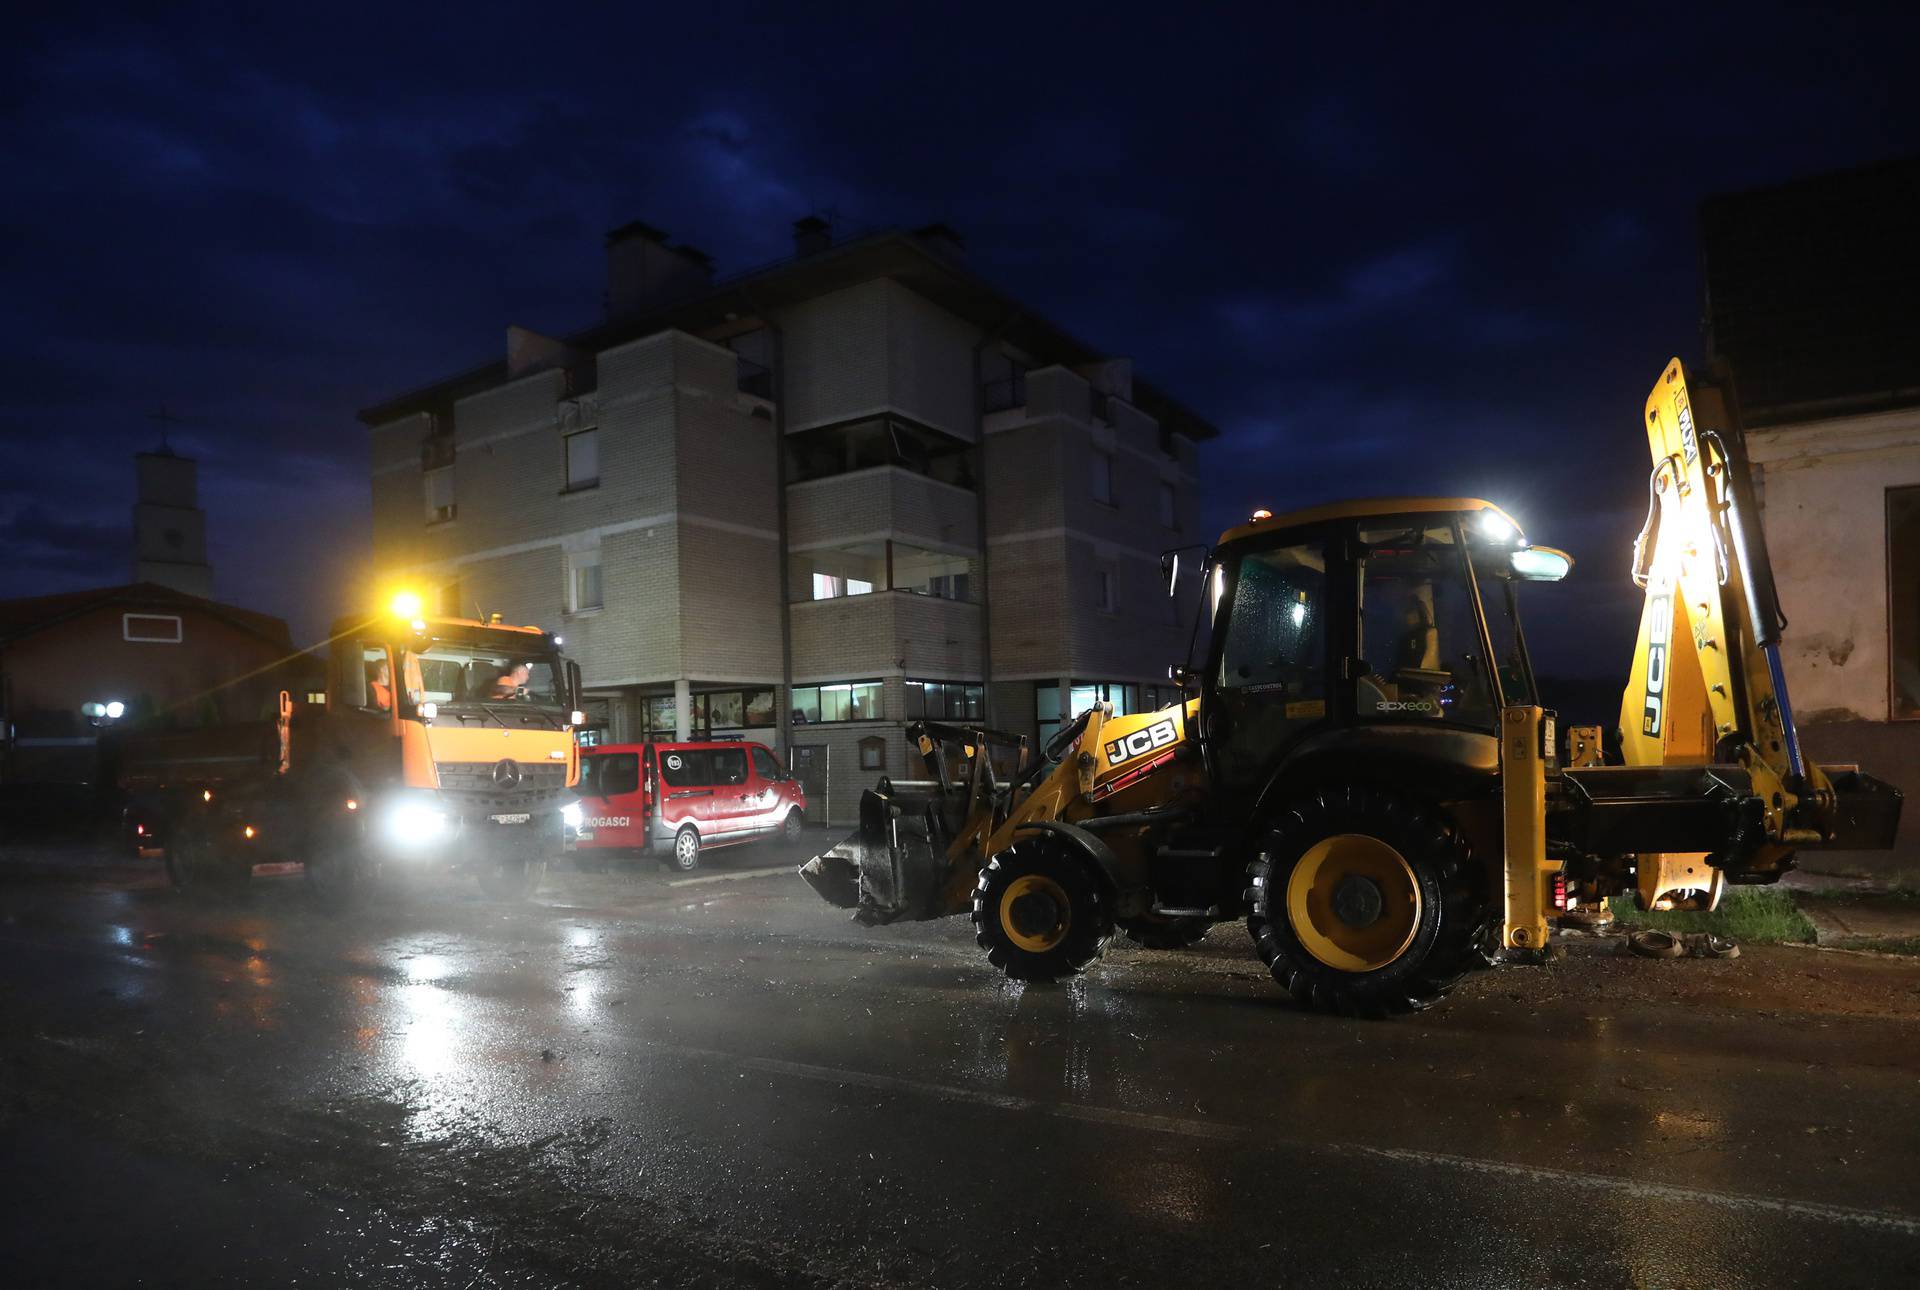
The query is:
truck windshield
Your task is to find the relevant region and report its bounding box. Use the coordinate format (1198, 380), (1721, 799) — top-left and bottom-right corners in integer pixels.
(407, 635), (565, 709)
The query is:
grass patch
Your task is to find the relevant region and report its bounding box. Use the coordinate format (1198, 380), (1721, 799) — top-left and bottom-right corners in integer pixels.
(1607, 885), (1816, 945)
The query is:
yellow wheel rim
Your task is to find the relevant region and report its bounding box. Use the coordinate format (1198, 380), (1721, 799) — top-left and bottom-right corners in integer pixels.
(1285, 834), (1421, 973)
(1000, 873), (1071, 953)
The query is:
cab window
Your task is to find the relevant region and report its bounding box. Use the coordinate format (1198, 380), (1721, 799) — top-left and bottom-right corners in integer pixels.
(1355, 524), (1495, 728)
(360, 644), (394, 714)
(1217, 542), (1327, 699)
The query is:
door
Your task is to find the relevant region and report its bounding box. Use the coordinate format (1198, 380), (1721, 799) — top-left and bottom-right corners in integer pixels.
(706, 745), (754, 835)
(747, 744), (788, 834)
(789, 745), (827, 816)
(576, 751), (646, 849)
(1205, 536), (1334, 797)
(657, 748), (715, 836)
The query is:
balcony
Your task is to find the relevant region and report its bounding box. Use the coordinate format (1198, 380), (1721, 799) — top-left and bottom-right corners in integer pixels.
(790, 589), (983, 678)
(787, 464), (980, 552)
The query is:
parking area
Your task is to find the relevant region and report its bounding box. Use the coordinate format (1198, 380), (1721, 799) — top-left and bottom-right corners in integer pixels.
(3, 838), (1920, 1287)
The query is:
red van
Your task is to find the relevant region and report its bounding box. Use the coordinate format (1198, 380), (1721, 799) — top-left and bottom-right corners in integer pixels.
(566, 741), (806, 872)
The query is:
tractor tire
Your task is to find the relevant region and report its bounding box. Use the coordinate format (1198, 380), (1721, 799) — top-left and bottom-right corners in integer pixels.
(1122, 916), (1213, 950)
(1246, 784), (1485, 1018)
(479, 856), (548, 901)
(971, 837), (1113, 982)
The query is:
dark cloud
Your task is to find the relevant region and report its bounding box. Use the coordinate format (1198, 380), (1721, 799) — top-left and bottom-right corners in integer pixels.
(2, 3), (1917, 664)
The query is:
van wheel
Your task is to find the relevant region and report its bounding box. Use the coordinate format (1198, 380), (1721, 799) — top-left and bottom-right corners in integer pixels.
(781, 809), (805, 845)
(668, 825), (701, 872)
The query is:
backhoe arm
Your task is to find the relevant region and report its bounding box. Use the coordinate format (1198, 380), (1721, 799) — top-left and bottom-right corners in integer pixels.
(1615, 359), (1899, 896)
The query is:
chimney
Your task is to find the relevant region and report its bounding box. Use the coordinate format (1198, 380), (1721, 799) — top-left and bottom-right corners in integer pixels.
(604, 220), (715, 318)
(793, 215), (831, 257)
(913, 222), (966, 265)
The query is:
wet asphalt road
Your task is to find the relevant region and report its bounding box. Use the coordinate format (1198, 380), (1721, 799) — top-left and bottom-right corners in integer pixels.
(3, 837), (1920, 1289)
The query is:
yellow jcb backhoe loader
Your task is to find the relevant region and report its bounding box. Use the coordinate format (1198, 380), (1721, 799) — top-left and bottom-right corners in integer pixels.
(799, 359), (1903, 1016)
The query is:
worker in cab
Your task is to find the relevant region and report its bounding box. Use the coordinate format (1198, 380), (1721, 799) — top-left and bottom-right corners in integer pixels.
(367, 660), (393, 712)
(490, 661), (532, 700)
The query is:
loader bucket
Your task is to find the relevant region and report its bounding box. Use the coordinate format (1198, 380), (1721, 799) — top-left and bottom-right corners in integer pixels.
(797, 784), (961, 925)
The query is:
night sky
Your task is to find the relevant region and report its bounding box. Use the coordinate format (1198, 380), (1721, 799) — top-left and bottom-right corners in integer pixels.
(4, 5), (1917, 681)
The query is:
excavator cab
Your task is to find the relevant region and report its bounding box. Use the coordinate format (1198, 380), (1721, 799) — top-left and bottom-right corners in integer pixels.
(1201, 502), (1554, 815)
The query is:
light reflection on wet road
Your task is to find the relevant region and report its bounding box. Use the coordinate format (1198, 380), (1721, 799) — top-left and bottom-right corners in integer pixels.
(2, 842), (1919, 1287)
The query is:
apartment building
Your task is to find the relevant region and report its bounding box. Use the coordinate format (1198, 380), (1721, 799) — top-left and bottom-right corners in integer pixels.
(360, 218), (1215, 822)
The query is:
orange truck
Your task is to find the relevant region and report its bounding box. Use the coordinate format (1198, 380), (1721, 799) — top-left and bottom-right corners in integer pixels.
(118, 594), (582, 903)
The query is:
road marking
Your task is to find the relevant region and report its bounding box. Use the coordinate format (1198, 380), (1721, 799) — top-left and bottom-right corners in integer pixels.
(671, 1045), (1920, 1235)
(667, 865), (795, 888)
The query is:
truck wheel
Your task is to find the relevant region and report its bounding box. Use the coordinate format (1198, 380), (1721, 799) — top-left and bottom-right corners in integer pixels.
(781, 809), (805, 846)
(305, 822), (376, 910)
(167, 815), (249, 893)
(971, 838), (1112, 982)
(478, 856), (547, 900)
(667, 825), (701, 873)
(1122, 915), (1212, 950)
(1246, 784), (1485, 1018)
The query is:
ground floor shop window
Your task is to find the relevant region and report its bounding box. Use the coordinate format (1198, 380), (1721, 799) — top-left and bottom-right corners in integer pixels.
(639, 687), (778, 740)
(1891, 486), (1920, 719)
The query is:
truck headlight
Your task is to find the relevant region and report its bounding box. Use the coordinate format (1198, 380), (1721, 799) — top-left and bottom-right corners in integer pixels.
(387, 799), (450, 845)
(561, 801), (584, 829)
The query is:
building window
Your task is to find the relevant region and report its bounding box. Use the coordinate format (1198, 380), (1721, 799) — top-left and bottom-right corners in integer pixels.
(122, 613), (183, 644)
(1096, 569), (1114, 612)
(1891, 486), (1920, 719)
(1091, 449), (1115, 505)
(905, 679), (984, 721)
(564, 429), (599, 491)
(1037, 680), (1143, 745)
(568, 549), (603, 612)
(1159, 479), (1178, 530)
(425, 467), (455, 524)
(790, 680), (883, 724)
(859, 735), (887, 772)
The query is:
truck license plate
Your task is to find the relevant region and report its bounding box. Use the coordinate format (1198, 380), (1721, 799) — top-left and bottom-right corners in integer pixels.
(490, 812), (531, 825)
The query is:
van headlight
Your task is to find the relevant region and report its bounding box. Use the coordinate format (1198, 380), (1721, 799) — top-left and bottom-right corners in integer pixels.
(387, 797), (450, 846)
(561, 801), (583, 829)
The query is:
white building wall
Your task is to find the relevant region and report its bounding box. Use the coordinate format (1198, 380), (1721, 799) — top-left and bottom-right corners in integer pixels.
(1749, 407), (1920, 722)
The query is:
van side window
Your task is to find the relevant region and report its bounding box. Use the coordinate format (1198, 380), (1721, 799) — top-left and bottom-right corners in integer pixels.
(711, 748), (748, 786)
(750, 746), (780, 780)
(599, 753), (639, 796)
(660, 750), (711, 787)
